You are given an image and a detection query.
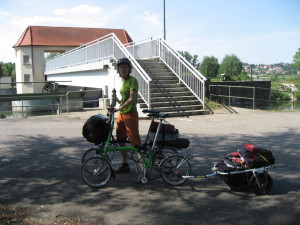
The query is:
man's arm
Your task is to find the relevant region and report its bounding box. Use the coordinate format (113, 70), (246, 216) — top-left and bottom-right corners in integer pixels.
(117, 90), (137, 111)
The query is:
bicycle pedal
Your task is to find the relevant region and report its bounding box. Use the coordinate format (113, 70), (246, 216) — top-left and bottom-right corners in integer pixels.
(141, 178), (148, 184)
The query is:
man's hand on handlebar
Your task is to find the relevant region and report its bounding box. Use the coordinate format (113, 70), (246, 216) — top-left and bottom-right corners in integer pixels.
(106, 105), (119, 112)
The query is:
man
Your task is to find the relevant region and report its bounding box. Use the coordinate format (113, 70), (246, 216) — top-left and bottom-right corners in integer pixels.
(113, 58), (142, 181)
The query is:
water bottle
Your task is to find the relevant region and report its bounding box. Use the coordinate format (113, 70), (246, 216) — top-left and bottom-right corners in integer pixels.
(111, 88), (116, 107)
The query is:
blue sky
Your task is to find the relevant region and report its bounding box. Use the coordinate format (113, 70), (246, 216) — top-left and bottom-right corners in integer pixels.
(0, 0), (299, 64)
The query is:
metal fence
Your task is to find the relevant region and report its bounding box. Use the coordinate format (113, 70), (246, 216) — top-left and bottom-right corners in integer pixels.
(0, 89), (106, 119)
(209, 84), (300, 110)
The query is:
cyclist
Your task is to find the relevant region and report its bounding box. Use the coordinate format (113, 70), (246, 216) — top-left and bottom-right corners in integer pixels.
(110, 57), (144, 182)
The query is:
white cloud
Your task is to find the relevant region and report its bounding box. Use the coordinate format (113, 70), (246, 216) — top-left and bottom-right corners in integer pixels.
(0, 9), (11, 16)
(168, 30), (300, 64)
(11, 16), (73, 28)
(54, 4), (104, 16)
(142, 11), (162, 28)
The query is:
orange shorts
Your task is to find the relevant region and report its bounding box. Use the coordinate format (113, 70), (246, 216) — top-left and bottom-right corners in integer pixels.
(116, 111), (141, 147)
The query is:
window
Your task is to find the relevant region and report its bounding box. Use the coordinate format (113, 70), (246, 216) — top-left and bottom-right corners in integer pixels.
(24, 74), (30, 83)
(23, 55), (30, 64)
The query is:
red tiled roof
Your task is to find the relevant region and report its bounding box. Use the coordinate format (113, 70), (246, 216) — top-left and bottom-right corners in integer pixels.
(13, 26), (133, 47)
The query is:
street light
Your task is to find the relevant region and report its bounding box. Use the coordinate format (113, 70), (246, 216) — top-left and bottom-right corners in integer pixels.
(163, 0), (166, 40)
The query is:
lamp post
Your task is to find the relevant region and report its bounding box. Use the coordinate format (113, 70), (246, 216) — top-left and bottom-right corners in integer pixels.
(163, 0), (166, 40)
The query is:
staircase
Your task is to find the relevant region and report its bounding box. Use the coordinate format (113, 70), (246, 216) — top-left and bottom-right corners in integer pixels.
(137, 58), (207, 117)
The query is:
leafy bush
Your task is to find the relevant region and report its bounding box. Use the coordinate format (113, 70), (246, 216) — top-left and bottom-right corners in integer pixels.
(234, 71), (251, 81)
(270, 90), (291, 101)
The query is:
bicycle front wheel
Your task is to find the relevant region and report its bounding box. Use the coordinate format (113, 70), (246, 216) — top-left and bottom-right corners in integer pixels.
(82, 147), (99, 163)
(81, 156), (112, 188)
(160, 155), (191, 186)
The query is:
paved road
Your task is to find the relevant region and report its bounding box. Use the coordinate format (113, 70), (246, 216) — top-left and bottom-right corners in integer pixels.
(0, 109), (299, 225)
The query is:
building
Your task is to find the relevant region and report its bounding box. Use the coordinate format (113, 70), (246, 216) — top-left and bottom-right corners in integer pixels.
(13, 26), (133, 94)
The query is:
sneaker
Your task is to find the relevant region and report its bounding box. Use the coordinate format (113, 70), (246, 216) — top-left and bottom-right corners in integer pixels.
(114, 163), (130, 173)
(135, 173), (150, 183)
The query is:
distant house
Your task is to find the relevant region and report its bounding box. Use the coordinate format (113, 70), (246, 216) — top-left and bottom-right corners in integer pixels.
(13, 26), (133, 94)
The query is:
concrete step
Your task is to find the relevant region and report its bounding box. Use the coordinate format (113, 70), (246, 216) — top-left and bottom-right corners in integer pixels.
(150, 91), (192, 97)
(151, 87), (188, 93)
(150, 83), (184, 88)
(139, 100), (201, 108)
(150, 76), (176, 81)
(151, 80), (179, 84)
(164, 110), (209, 117)
(138, 95), (198, 103)
(151, 105), (203, 112)
(137, 58), (205, 117)
(138, 105), (208, 117)
(145, 70), (174, 76)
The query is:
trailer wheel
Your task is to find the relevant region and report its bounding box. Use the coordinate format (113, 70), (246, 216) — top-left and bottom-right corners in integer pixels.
(249, 173), (273, 195)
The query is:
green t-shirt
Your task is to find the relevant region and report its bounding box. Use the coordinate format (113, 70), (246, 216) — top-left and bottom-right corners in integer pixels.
(119, 76), (138, 114)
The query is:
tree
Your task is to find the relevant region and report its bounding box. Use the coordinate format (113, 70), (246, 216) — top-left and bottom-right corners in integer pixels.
(235, 71), (251, 81)
(178, 51), (200, 69)
(45, 52), (60, 61)
(219, 54), (243, 78)
(293, 48), (300, 69)
(199, 56), (219, 78)
(0, 61), (16, 81)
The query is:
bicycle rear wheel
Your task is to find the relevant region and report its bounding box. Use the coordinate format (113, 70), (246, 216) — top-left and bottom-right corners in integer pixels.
(81, 156), (112, 188)
(160, 155), (191, 186)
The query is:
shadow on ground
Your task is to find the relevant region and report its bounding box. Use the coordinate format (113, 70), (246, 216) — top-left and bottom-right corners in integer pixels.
(0, 123), (299, 224)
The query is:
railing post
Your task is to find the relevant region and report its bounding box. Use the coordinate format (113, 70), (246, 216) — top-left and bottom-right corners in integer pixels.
(228, 86), (231, 106)
(253, 87), (255, 110)
(147, 85), (151, 109)
(150, 37), (152, 58)
(66, 92), (69, 114)
(159, 38), (161, 59)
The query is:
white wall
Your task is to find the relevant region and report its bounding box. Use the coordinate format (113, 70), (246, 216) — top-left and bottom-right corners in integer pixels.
(14, 46), (75, 94)
(46, 62), (123, 101)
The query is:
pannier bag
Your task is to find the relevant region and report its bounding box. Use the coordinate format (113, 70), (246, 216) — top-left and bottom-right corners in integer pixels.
(216, 144), (275, 187)
(148, 121), (179, 143)
(82, 114), (110, 144)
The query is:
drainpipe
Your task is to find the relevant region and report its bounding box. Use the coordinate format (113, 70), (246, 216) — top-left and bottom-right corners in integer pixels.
(30, 26), (35, 89)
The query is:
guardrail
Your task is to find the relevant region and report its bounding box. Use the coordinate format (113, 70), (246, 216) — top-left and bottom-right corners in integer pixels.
(0, 94), (64, 118)
(209, 84), (300, 110)
(125, 38), (207, 110)
(45, 33), (152, 108)
(0, 89), (106, 118)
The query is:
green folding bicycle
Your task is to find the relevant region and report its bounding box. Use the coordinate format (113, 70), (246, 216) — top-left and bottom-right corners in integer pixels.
(81, 108), (192, 188)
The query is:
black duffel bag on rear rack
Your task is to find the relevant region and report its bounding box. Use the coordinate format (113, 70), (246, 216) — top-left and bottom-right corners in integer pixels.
(148, 121), (189, 149)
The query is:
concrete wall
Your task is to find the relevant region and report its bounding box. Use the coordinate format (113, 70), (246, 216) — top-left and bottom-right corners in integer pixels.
(14, 46), (75, 94)
(46, 60), (122, 103)
(0, 77), (11, 88)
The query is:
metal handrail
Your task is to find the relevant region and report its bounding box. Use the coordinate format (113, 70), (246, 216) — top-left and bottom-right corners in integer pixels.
(45, 33), (152, 108)
(0, 94), (64, 115)
(126, 38), (207, 110)
(160, 38), (206, 82)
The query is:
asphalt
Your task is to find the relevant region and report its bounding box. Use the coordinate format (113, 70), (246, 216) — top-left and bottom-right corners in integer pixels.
(0, 108), (300, 225)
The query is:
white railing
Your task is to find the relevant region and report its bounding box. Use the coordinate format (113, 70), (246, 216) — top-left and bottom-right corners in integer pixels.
(126, 38), (207, 109)
(45, 33), (152, 108)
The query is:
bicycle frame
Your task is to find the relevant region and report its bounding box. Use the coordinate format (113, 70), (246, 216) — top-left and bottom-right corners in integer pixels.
(100, 109), (166, 170)
(182, 165), (271, 179)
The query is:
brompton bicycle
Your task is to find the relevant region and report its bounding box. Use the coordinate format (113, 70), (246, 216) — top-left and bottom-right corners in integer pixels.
(81, 108), (192, 188)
